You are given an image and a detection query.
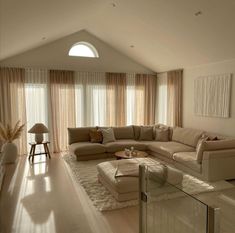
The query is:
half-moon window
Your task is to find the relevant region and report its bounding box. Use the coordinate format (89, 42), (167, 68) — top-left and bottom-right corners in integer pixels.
(68, 42), (99, 58)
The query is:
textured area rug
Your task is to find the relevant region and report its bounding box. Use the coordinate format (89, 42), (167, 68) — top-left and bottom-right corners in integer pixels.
(63, 155), (138, 211)
(63, 154), (233, 211)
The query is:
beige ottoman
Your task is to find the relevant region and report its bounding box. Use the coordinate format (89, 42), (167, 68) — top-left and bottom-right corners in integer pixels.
(97, 158), (156, 202)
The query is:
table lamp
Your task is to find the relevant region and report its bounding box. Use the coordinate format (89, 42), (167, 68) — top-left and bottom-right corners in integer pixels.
(28, 123), (49, 143)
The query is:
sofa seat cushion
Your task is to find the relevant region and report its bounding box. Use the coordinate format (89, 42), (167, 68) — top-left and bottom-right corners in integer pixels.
(112, 126), (134, 139)
(173, 152), (201, 173)
(105, 140), (147, 153)
(69, 142), (106, 156)
(147, 141), (195, 159)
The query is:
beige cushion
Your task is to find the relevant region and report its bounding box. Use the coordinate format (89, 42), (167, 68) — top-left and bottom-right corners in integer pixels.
(69, 142), (106, 156)
(172, 127), (203, 147)
(132, 125), (141, 140)
(139, 126), (154, 141)
(173, 152), (201, 173)
(68, 127), (96, 144)
(155, 128), (169, 142)
(101, 128), (116, 144)
(105, 140), (147, 153)
(97, 158), (156, 195)
(148, 141), (195, 159)
(113, 126), (134, 140)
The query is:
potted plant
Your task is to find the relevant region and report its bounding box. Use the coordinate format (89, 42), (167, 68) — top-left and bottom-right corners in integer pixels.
(0, 121), (25, 164)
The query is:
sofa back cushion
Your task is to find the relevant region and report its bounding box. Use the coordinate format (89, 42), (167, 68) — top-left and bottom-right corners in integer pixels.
(133, 125), (141, 140)
(155, 128), (169, 142)
(89, 129), (103, 143)
(172, 127), (203, 147)
(100, 128), (116, 144)
(139, 126), (154, 141)
(113, 126), (134, 140)
(68, 127), (96, 144)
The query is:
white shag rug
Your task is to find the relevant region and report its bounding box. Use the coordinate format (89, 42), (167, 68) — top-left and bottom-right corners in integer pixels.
(63, 154), (233, 212)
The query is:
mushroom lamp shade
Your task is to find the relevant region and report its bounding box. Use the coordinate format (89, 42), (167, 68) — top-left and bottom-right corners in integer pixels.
(28, 123), (49, 143)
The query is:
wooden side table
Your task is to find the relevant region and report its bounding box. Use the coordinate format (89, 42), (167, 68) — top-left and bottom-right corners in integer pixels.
(28, 141), (51, 163)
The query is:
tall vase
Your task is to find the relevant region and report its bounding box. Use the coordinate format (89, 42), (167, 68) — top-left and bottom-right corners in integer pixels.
(1, 142), (18, 164)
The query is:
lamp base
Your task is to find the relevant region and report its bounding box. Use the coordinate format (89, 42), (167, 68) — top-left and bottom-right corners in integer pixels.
(35, 133), (43, 143)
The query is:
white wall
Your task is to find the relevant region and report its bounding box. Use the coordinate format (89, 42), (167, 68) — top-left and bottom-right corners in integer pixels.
(0, 30), (152, 73)
(183, 59), (235, 137)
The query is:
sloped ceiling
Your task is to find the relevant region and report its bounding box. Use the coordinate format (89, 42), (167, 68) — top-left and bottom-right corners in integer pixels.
(0, 30), (152, 73)
(1, 0), (235, 72)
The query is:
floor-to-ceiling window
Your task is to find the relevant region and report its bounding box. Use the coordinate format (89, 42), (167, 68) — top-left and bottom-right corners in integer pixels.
(25, 69), (49, 151)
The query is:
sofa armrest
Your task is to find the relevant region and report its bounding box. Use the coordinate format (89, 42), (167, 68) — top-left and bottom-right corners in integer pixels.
(202, 149), (235, 160)
(202, 149), (235, 181)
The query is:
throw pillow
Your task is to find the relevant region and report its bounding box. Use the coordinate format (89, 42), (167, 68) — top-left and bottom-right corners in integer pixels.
(100, 128), (116, 144)
(196, 135), (209, 163)
(89, 129), (103, 143)
(139, 126), (153, 141)
(155, 128), (169, 142)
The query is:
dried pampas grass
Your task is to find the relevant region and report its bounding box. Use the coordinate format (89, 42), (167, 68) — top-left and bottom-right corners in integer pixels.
(0, 121), (25, 143)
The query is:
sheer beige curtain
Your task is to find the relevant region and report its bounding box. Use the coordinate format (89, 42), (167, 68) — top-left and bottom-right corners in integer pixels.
(49, 70), (76, 152)
(0, 67), (27, 155)
(135, 74), (157, 125)
(167, 69), (183, 127)
(106, 73), (126, 126)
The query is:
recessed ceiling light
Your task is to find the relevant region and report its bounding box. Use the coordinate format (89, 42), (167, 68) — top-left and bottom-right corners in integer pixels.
(195, 11), (202, 16)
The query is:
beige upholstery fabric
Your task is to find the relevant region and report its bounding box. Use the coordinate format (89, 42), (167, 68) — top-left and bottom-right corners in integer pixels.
(173, 152), (201, 173)
(98, 174), (138, 201)
(97, 160), (139, 194)
(172, 127), (203, 147)
(133, 125), (141, 140)
(202, 149), (235, 181)
(105, 140), (147, 153)
(101, 128), (116, 144)
(196, 136), (209, 163)
(148, 141), (195, 159)
(69, 142), (106, 156)
(68, 127), (96, 144)
(155, 128), (169, 142)
(196, 139), (235, 164)
(113, 126), (134, 139)
(139, 126), (154, 141)
(203, 139), (235, 151)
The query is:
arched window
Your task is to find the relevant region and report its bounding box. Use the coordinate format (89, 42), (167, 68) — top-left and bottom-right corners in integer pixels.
(68, 42), (99, 58)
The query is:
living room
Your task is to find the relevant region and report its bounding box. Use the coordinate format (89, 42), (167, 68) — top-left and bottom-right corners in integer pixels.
(0, 0), (235, 233)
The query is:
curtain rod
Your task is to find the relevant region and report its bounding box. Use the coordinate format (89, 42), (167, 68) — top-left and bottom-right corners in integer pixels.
(157, 68), (183, 75)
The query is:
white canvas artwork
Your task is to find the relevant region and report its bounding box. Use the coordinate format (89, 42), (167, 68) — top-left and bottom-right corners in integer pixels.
(194, 73), (232, 118)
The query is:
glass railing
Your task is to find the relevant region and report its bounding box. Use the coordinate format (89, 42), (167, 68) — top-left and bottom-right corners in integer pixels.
(139, 163), (220, 233)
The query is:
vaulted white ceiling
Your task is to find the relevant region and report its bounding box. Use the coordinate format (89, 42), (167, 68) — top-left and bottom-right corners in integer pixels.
(1, 0), (235, 71)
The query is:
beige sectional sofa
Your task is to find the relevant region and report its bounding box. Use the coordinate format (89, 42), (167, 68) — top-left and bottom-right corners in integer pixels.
(68, 125), (235, 182)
